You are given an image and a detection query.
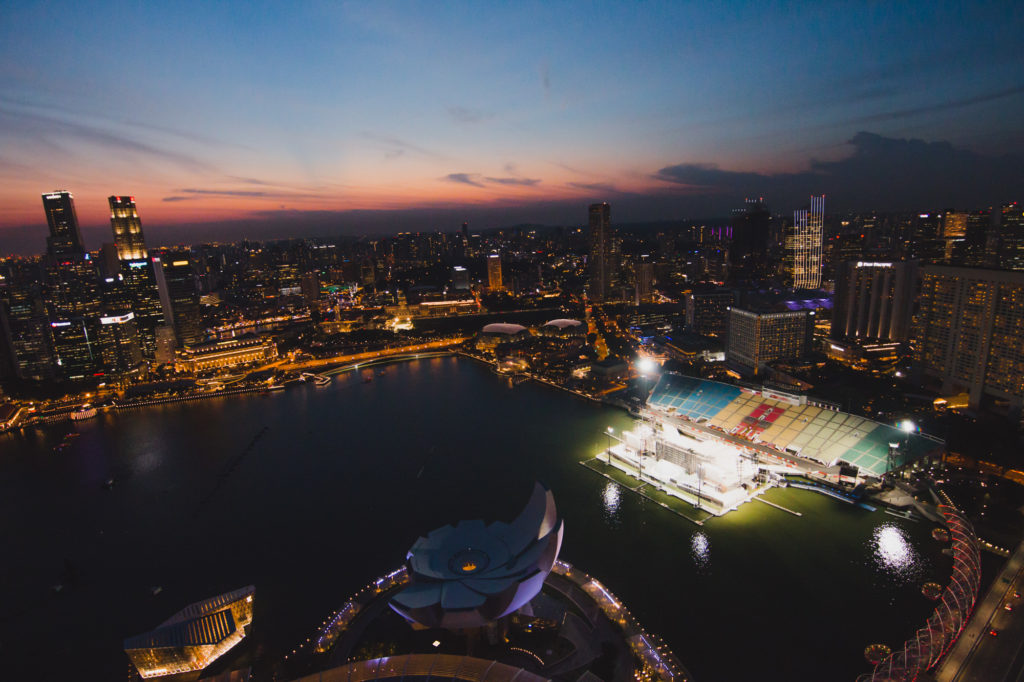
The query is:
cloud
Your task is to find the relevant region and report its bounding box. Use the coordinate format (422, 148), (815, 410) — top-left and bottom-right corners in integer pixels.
(540, 62), (551, 98)
(654, 131), (1024, 211)
(484, 176), (541, 186)
(444, 173), (486, 187)
(0, 103), (216, 173)
(447, 106), (494, 124)
(361, 132), (446, 160)
(845, 85), (1024, 125)
(179, 188), (269, 197)
(567, 181), (620, 194)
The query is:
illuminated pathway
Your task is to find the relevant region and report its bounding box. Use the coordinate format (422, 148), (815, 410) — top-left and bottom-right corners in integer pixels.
(274, 337), (469, 372)
(934, 540), (1024, 682)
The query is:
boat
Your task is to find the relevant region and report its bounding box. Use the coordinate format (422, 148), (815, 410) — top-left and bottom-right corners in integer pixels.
(103, 478), (114, 489)
(268, 384), (285, 391)
(69, 405), (97, 421)
(363, 376), (373, 384)
(314, 375), (331, 387)
(151, 586), (163, 596)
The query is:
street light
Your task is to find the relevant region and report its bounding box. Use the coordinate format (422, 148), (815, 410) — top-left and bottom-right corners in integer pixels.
(606, 426), (613, 465)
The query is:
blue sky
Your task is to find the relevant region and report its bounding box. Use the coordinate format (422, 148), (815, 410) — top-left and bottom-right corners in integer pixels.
(1, 1), (1021, 250)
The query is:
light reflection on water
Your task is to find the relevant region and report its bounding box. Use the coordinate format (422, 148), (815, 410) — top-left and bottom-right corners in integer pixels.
(692, 531), (710, 570)
(870, 522), (923, 582)
(601, 481), (621, 525)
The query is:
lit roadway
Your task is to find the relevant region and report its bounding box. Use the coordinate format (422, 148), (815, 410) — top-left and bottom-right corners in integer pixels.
(273, 337), (470, 372)
(934, 540), (1024, 682)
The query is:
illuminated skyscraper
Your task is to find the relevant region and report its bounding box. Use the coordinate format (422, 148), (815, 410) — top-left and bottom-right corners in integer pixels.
(832, 260), (917, 342)
(159, 252), (203, 346)
(108, 196), (149, 260)
(588, 202), (613, 302)
(726, 307), (811, 375)
(487, 253), (504, 291)
(42, 191), (85, 257)
(786, 195), (825, 289)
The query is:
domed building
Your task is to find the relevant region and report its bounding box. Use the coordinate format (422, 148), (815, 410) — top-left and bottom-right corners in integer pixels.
(475, 322), (531, 352)
(538, 319), (584, 339)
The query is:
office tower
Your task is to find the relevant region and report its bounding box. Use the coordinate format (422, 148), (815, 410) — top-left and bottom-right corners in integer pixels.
(786, 195), (825, 289)
(588, 202), (613, 302)
(832, 260), (917, 342)
(49, 318), (100, 379)
(634, 258), (654, 305)
(998, 202), (1024, 271)
(0, 261), (57, 381)
(108, 195), (149, 261)
(451, 265), (470, 291)
(461, 221), (469, 244)
(159, 253), (203, 346)
(913, 265), (1024, 414)
(42, 191), (85, 257)
(726, 307), (811, 375)
(685, 288), (736, 337)
(122, 259), (167, 358)
(729, 198), (772, 278)
(300, 271), (320, 305)
(96, 312), (142, 372)
(487, 253), (504, 291)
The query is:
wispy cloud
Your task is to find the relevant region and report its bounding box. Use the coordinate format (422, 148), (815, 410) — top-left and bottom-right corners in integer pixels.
(845, 85), (1024, 125)
(484, 176), (541, 186)
(361, 132), (446, 160)
(444, 173), (486, 188)
(568, 181), (619, 193)
(0, 103), (216, 173)
(447, 106), (494, 124)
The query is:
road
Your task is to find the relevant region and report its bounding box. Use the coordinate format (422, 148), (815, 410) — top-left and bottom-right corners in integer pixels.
(934, 541), (1024, 682)
(272, 337), (469, 372)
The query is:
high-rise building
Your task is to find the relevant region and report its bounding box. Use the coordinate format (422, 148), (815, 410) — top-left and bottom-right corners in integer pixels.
(154, 324), (177, 365)
(998, 202), (1024, 272)
(159, 253), (203, 346)
(832, 260), (917, 342)
(108, 195), (149, 261)
(729, 198), (772, 278)
(634, 257), (654, 305)
(451, 265), (470, 292)
(588, 202), (614, 302)
(42, 191), (85, 257)
(786, 195), (825, 289)
(96, 311), (142, 372)
(685, 288), (736, 337)
(726, 307), (811, 375)
(0, 260), (56, 381)
(487, 253), (504, 291)
(121, 260), (167, 358)
(913, 265), (1024, 414)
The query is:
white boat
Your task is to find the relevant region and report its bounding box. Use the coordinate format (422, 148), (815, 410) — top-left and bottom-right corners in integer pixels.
(69, 405), (97, 421)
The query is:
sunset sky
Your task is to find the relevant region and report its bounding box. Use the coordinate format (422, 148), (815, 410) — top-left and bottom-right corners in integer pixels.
(1, 1), (1022, 253)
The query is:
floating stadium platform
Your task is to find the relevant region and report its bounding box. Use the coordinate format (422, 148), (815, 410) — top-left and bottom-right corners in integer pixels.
(644, 374), (940, 478)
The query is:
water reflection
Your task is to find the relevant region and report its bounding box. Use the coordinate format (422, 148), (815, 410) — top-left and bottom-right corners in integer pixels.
(691, 531), (710, 570)
(601, 481), (621, 525)
(871, 523), (922, 581)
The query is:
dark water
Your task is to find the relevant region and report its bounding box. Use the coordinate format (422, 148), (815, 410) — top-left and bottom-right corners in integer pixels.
(0, 358), (948, 682)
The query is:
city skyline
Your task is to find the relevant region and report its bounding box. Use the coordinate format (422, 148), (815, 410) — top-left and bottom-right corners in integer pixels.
(2, 2), (1023, 253)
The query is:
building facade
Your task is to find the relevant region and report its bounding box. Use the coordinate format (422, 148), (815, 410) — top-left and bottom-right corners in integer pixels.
(727, 307), (810, 375)
(487, 253), (504, 291)
(108, 195), (149, 261)
(786, 195), (825, 289)
(913, 265), (1024, 414)
(686, 289), (736, 337)
(832, 260), (917, 342)
(588, 202), (615, 302)
(42, 191), (85, 257)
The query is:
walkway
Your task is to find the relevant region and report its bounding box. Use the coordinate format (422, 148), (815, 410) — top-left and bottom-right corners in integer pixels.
(934, 540), (1024, 682)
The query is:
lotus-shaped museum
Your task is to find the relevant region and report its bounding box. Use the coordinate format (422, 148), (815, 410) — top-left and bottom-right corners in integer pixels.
(390, 482), (564, 629)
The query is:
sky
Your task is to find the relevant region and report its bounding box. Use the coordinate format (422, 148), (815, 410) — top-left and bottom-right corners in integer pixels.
(1, 1), (1022, 253)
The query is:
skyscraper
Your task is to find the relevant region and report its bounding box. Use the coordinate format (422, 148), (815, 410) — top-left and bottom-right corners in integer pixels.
(487, 253), (504, 291)
(786, 195), (825, 289)
(729, 197), (772, 278)
(913, 265), (1024, 414)
(588, 202), (613, 302)
(159, 252), (203, 346)
(42, 191), (85, 257)
(108, 196), (149, 260)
